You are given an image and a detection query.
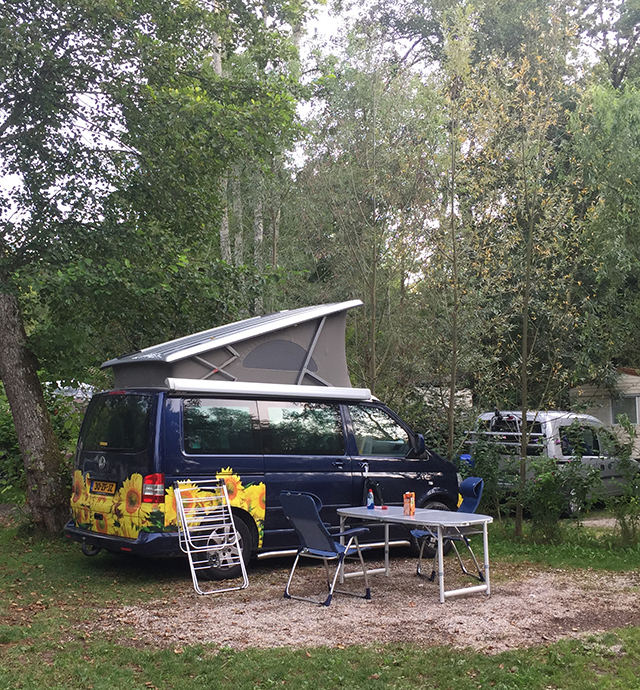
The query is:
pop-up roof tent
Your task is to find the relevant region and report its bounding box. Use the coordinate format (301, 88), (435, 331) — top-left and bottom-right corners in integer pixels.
(102, 300), (363, 390)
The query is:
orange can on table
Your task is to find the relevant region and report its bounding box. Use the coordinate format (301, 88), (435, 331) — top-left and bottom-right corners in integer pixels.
(403, 491), (415, 516)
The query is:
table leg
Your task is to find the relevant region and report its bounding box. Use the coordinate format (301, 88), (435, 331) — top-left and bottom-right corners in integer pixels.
(384, 523), (390, 577)
(437, 524), (445, 604)
(483, 521), (490, 596)
(339, 514), (347, 584)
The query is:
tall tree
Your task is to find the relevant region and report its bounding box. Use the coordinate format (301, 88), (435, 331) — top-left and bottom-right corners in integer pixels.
(0, 0), (308, 533)
(579, 0), (640, 89)
(292, 32), (448, 398)
(569, 84), (640, 372)
(455, 8), (584, 533)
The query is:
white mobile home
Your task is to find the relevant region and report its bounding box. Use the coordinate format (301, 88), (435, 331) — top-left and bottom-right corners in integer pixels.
(570, 368), (640, 457)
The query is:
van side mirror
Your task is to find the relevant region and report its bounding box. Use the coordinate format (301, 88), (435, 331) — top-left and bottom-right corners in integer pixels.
(412, 433), (426, 457)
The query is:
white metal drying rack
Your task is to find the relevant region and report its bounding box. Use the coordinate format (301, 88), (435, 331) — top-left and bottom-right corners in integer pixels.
(174, 478), (249, 595)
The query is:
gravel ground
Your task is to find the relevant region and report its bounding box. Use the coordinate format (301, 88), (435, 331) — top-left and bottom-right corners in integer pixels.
(3, 506), (638, 653)
(79, 549), (640, 654)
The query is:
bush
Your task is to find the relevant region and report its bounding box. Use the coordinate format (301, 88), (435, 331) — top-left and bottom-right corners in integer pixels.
(462, 437), (518, 521)
(0, 384), (23, 501)
(0, 379), (88, 501)
(605, 415), (640, 546)
(522, 456), (601, 543)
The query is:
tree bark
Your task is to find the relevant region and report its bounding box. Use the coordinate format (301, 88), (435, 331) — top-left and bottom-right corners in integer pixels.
(253, 172), (264, 313)
(515, 128), (534, 539)
(447, 90), (459, 462)
(219, 173), (231, 262)
(0, 288), (69, 534)
(232, 163), (244, 266)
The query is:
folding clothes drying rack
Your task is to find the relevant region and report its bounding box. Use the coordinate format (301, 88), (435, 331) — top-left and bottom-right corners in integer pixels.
(174, 478), (249, 595)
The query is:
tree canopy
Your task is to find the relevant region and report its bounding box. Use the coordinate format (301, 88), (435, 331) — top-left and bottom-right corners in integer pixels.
(3, 0), (640, 531)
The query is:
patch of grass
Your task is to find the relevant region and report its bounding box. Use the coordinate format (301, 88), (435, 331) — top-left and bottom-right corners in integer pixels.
(2, 519), (640, 689)
(489, 520), (640, 571)
(1, 628), (640, 689)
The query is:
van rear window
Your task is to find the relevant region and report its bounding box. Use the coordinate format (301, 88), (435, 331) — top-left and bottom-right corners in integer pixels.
(80, 394), (153, 452)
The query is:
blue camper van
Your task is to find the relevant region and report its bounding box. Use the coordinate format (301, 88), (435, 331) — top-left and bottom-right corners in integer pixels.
(64, 302), (459, 578)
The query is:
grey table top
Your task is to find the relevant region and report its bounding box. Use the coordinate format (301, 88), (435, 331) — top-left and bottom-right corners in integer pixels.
(337, 505), (493, 528)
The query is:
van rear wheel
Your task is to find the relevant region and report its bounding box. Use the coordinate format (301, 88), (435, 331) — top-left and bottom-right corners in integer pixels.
(202, 516), (252, 581)
(410, 500), (453, 559)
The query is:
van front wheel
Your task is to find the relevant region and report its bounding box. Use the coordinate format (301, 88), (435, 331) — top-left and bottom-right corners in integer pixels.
(202, 516), (252, 581)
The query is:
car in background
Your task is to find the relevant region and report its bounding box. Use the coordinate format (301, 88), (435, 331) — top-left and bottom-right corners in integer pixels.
(467, 410), (634, 498)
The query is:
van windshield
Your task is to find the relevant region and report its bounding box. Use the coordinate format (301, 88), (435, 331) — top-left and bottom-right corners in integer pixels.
(80, 393), (153, 452)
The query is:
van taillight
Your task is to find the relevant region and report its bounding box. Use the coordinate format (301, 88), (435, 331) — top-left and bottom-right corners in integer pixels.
(142, 473), (165, 503)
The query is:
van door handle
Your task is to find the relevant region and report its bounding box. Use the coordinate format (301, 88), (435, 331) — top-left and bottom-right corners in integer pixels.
(332, 461), (345, 469)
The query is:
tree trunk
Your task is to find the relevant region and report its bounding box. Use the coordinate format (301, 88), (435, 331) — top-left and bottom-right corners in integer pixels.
(232, 164), (244, 266)
(253, 172), (264, 312)
(219, 173), (231, 262)
(515, 129), (535, 539)
(0, 289), (69, 534)
(447, 95), (459, 462)
(271, 205), (280, 268)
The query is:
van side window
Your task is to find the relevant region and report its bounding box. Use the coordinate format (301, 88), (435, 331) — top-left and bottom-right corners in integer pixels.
(559, 424), (600, 457)
(183, 399), (258, 455)
(260, 401), (344, 455)
(349, 405), (410, 457)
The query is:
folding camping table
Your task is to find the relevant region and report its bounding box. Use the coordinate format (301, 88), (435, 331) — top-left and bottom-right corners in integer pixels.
(337, 505), (493, 603)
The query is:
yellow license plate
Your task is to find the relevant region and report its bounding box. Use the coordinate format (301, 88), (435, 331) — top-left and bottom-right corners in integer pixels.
(90, 480), (116, 495)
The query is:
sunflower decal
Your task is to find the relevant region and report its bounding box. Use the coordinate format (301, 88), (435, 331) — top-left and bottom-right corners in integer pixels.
(216, 467), (244, 501)
(244, 483), (266, 516)
(70, 466), (266, 547)
(122, 475), (143, 515)
(72, 470), (87, 504)
(164, 486), (178, 527)
(94, 511), (111, 535)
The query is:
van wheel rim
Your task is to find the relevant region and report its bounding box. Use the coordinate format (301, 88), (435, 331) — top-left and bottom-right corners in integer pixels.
(206, 528), (241, 570)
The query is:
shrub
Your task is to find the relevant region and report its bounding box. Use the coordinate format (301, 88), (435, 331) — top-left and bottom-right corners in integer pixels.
(462, 437), (518, 521)
(522, 456), (601, 543)
(605, 415), (640, 546)
(0, 379), (88, 502)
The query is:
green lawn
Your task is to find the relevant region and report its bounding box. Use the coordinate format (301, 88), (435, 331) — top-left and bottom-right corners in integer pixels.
(1, 516), (640, 690)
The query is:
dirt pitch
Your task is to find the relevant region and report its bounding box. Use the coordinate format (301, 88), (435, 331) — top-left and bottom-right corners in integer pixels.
(80, 546), (640, 655)
(3, 506), (638, 654)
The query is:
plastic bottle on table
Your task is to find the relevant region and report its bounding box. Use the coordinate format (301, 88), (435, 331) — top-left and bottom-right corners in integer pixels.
(367, 488), (375, 509)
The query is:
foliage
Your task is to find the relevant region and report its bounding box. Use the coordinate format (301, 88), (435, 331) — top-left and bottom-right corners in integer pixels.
(22, 252), (289, 377)
(568, 85), (640, 378)
(290, 43), (450, 398)
(290, 0), (614, 460)
(522, 456), (601, 543)
(605, 414), (640, 546)
(578, 0), (640, 89)
(0, 384), (22, 500)
(2, 0), (309, 381)
(0, 380), (87, 499)
(459, 435), (519, 521)
(0, 0), (310, 531)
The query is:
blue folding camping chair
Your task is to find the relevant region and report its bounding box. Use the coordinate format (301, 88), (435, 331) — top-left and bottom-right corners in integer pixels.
(412, 477), (486, 582)
(280, 491), (372, 606)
